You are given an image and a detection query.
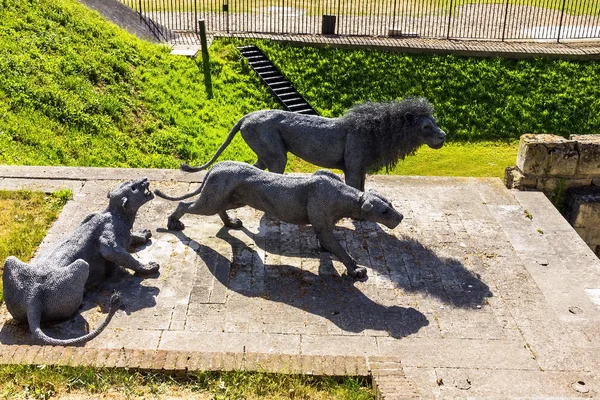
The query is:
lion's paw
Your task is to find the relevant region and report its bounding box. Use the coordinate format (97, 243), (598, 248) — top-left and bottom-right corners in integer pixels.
(167, 218), (185, 231)
(139, 262), (160, 275)
(139, 229), (152, 240)
(226, 218), (243, 229)
(349, 266), (368, 280)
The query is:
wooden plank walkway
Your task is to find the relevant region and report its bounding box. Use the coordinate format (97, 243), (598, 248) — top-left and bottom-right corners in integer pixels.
(212, 33), (600, 60)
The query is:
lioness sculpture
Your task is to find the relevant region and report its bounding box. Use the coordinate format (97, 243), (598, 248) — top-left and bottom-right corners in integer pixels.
(2, 178), (159, 345)
(180, 97), (446, 190)
(155, 161), (403, 279)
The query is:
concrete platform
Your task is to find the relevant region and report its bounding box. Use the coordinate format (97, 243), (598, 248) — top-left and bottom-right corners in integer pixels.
(1, 166), (600, 399)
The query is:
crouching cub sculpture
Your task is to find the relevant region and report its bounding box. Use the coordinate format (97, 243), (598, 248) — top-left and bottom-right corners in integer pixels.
(155, 161), (403, 279)
(2, 178), (159, 345)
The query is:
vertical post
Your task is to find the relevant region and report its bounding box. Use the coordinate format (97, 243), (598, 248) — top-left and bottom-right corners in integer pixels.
(194, 0), (198, 33)
(199, 19), (213, 99)
(222, 2), (229, 33)
(557, 0), (567, 43)
(501, 0), (510, 41)
(446, 0), (453, 39)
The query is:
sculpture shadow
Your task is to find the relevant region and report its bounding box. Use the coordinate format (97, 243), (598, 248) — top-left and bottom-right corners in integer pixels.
(182, 228), (429, 339)
(0, 265), (160, 346)
(247, 215), (493, 308)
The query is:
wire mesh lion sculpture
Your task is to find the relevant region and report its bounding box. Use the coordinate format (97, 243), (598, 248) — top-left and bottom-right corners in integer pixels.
(181, 97), (446, 190)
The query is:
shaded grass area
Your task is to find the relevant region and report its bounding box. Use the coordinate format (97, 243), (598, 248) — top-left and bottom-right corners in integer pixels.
(0, 364), (373, 399)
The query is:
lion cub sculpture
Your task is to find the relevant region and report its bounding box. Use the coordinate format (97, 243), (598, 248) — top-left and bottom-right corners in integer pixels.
(180, 97), (446, 191)
(155, 161), (403, 279)
(2, 178), (160, 345)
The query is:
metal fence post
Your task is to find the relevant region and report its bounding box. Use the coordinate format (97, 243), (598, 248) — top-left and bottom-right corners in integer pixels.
(194, 0), (198, 33)
(222, 2), (229, 33)
(446, 0), (453, 39)
(557, 0), (568, 43)
(501, 0), (510, 41)
(199, 19), (213, 99)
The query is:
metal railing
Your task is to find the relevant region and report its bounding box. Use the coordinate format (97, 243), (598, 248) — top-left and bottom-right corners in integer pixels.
(122, 0), (600, 43)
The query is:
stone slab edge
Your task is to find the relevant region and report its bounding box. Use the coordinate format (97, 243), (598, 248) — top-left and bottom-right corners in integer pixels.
(0, 165), (204, 183)
(0, 344), (367, 374)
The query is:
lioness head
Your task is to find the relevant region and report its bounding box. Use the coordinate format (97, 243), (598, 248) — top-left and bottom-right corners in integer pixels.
(360, 189), (403, 229)
(406, 114), (446, 150)
(108, 177), (154, 215)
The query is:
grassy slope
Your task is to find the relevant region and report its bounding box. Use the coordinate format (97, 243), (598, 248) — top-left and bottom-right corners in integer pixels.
(255, 39), (600, 141)
(0, 0), (275, 168)
(1, 1), (599, 178)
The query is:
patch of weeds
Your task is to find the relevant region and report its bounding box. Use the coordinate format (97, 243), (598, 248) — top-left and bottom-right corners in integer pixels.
(524, 209), (533, 220)
(550, 178), (568, 214)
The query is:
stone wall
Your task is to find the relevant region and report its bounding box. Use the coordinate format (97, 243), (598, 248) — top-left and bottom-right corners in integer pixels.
(505, 134), (600, 256)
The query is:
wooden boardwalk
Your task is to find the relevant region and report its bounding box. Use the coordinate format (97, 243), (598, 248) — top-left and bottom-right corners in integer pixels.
(171, 32), (600, 60)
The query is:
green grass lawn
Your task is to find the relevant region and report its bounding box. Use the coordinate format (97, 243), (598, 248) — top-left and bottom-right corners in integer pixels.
(1, 0), (598, 177)
(388, 141), (519, 178)
(0, 189), (71, 302)
(289, 141), (519, 178)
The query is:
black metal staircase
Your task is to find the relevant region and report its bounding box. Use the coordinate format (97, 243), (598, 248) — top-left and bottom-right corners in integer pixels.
(237, 45), (319, 115)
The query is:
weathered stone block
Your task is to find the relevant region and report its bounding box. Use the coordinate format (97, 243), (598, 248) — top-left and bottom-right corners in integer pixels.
(574, 227), (600, 248)
(571, 134), (600, 176)
(516, 134), (578, 176)
(572, 201), (600, 228)
(535, 177), (592, 194)
(504, 166), (537, 189)
(568, 187), (600, 256)
(568, 187), (600, 227)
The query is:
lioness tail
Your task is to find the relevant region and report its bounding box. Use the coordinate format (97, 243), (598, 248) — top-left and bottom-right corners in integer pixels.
(28, 292), (121, 346)
(154, 181), (204, 201)
(180, 116), (246, 172)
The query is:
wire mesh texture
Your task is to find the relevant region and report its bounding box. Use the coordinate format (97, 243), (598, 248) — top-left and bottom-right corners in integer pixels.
(121, 0), (600, 43)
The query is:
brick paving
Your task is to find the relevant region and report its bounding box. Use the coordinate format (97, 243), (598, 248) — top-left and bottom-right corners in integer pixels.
(1, 166), (600, 398)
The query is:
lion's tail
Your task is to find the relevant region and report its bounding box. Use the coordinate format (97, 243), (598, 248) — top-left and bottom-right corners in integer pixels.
(154, 180), (205, 201)
(28, 292), (120, 346)
(180, 116), (246, 172)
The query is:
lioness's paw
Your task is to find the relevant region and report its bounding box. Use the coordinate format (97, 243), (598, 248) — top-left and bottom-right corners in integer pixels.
(140, 262), (160, 275)
(167, 218), (185, 231)
(349, 266), (368, 280)
(227, 218), (243, 229)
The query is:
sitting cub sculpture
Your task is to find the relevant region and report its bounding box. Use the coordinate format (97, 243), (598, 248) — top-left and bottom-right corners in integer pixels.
(155, 161), (403, 279)
(2, 178), (159, 345)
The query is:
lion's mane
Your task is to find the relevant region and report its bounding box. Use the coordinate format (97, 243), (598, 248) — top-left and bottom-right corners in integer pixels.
(339, 97), (435, 173)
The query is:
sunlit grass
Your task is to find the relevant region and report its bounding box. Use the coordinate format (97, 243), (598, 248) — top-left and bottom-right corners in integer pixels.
(0, 189), (71, 302)
(289, 140), (519, 178)
(0, 365), (373, 399)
